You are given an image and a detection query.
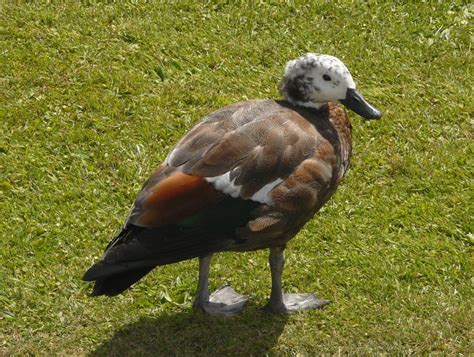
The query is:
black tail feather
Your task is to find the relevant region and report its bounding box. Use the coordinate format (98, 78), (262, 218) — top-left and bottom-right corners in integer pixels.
(83, 224), (238, 296)
(83, 197), (259, 297)
(91, 267), (154, 296)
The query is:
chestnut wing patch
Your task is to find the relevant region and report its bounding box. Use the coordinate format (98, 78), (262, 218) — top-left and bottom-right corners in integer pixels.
(128, 168), (223, 228)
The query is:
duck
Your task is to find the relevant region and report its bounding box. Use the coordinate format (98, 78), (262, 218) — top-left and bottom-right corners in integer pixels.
(83, 53), (382, 315)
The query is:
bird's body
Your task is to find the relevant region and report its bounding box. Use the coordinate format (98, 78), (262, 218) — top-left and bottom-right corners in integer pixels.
(84, 54), (381, 314)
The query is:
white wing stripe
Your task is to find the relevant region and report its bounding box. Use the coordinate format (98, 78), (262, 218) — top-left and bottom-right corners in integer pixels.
(251, 179), (283, 204)
(206, 173), (282, 204)
(205, 172), (241, 198)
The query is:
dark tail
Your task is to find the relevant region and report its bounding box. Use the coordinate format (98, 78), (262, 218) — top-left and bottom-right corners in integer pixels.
(82, 224), (237, 296)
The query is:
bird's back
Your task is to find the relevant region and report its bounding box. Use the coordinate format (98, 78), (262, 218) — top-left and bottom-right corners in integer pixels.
(126, 98), (353, 251)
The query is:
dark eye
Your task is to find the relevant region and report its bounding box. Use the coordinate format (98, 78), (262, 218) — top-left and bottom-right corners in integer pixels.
(323, 74), (331, 81)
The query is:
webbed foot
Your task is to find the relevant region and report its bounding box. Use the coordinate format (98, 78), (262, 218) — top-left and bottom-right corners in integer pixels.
(194, 285), (249, 316)
(264, 293), (330, 314)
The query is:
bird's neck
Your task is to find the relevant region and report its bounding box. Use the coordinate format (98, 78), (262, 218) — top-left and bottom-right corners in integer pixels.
(327, 102), (352, 181)
(287, 98), (326, 109)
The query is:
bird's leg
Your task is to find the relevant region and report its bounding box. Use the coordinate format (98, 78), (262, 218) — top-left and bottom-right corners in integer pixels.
(193, 254), (211, 309)
(264, 246), (286, 312)
(264, 246), (330, 313)
(193, 254), (248, 316)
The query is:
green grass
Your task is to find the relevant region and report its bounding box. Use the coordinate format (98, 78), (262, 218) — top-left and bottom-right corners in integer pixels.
(1, 1), (472, 355)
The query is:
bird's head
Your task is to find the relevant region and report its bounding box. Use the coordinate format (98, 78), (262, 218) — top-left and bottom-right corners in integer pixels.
(280, 53), (382, 119)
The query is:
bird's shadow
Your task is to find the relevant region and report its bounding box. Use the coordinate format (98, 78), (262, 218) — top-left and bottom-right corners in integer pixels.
(90, 306), (288, 356)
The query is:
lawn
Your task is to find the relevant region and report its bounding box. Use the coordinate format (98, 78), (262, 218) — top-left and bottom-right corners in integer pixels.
(1, 1), (472, 355)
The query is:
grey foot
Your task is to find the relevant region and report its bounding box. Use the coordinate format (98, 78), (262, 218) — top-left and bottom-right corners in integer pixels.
(264, 293), (330, 314)
(195, 285), (249, 316)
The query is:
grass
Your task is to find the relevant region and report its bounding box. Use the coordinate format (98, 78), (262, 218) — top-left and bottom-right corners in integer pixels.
(1, 1), (472, 355)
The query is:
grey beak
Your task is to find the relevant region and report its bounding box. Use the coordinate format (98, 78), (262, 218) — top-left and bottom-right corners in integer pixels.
(340, 88), (382, 120)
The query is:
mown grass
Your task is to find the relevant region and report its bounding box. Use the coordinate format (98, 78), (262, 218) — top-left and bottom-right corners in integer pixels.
(1, 1), (472, 355)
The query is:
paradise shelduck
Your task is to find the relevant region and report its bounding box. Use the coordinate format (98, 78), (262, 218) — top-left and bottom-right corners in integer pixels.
(83, 53), (382, 314)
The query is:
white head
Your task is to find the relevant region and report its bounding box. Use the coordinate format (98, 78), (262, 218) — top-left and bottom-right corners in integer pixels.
(280, 53), (381, 119)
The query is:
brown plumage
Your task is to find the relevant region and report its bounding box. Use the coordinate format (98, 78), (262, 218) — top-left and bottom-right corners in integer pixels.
(134, 170), (223, 228)
(83, 53), (381, 314)
(131, 100), (349, 240)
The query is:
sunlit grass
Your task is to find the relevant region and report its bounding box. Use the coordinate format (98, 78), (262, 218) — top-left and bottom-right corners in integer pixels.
(1, 2), (472, 355)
